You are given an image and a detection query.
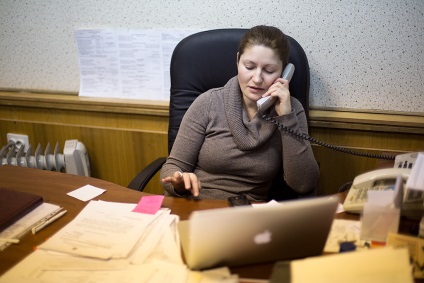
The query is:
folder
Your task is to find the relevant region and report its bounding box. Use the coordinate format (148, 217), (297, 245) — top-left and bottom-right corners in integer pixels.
(270, 247), (413, 283)
(0, 188), (43, 232)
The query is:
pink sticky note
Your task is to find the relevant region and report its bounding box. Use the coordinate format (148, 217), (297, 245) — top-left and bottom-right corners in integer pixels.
(132, 195), (164, 214)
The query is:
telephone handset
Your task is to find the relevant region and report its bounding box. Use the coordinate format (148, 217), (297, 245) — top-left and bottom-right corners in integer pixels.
(257, 63), (295, 112)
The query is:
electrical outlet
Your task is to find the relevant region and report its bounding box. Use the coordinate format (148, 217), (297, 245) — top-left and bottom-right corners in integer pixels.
(7, 133), (30, 152)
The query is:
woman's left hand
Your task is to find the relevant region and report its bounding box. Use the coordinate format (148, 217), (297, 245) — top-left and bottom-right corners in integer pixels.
(261, 78), (291, 116)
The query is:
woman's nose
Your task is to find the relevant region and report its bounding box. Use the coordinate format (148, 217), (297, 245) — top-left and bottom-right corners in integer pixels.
(252, 70), (263, 84)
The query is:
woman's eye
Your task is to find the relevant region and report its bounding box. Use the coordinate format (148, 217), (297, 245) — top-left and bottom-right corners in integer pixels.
(264, 69), (275, 74)
(245, 65), (254, 70)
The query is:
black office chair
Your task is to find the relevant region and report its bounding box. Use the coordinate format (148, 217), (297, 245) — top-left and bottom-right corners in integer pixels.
(128, 28), (315, 200)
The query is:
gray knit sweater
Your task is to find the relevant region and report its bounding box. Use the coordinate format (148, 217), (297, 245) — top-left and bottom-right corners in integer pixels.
(160, 76), (319, 201)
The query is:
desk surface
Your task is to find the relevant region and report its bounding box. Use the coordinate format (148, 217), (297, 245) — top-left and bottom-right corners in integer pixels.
(0, 166), (231, 275)
(0, 165), (420, 280)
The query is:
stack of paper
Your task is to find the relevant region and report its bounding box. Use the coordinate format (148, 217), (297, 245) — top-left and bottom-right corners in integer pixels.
(0, 200), (238, 283)
(0, 202), (62, 251)
(37, 200), (160, 259)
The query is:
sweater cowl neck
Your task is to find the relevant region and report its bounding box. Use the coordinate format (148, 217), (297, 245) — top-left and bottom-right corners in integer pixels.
(224, 76), (277, 151)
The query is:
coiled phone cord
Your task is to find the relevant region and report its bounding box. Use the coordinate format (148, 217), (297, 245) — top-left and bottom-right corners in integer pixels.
(261, 114), (396, 161)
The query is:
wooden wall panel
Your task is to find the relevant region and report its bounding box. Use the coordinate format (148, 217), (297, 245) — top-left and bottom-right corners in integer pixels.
(309, 111), (424, 195)
(0, 120), (168, 195)
(1, 92), (423, 197)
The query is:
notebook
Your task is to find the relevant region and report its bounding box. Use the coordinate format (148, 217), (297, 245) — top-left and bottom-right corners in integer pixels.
(178, 196), (339, 270)
(0, 188), (43, 232)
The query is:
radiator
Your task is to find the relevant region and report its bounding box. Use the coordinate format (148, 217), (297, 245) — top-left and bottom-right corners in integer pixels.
(0, 139), (90, 177)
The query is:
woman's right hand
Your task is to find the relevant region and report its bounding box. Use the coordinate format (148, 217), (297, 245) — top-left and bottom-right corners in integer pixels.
(161, 171), (201, 197)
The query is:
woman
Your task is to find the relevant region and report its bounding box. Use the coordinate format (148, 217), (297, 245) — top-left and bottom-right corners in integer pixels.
(160, 25), (319, 201)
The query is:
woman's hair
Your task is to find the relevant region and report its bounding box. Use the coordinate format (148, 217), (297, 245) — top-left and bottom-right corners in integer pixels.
(237, 25), (290, 67)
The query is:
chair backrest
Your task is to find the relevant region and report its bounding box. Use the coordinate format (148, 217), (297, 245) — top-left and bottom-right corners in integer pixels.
(168, 28), (312, 200)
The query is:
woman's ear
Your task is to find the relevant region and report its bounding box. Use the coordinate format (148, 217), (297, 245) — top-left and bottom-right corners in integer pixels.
(236, 52), (240, 66)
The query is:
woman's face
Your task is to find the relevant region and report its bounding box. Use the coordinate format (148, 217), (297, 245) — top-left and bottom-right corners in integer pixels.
(237, 45), (283, 104)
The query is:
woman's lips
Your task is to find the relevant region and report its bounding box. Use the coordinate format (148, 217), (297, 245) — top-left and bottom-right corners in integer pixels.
(248, 86), (264, 94)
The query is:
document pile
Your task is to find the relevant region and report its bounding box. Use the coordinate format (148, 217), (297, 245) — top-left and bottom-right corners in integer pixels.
(0, 200), (238, 283)
(0, 202), (61, 251)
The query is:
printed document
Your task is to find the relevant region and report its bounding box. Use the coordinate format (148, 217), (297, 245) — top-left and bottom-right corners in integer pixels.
(38, 200), (158, 259)
(74, 29), (199, 100)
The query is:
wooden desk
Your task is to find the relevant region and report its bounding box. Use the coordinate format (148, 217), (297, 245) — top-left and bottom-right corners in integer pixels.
(0, 165), (230, 276)
(0, 165), (420, 281)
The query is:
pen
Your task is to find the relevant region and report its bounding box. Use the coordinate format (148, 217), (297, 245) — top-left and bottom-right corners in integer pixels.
(0, 237), (20, 244)
(32, 210), (67, 234)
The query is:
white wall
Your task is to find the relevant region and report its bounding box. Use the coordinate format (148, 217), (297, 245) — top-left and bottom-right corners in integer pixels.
(0, 0), (423, 113)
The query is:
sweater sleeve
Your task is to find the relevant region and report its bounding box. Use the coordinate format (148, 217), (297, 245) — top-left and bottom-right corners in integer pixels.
(160, 92), (211, 196)
(273, 98), (320, 194)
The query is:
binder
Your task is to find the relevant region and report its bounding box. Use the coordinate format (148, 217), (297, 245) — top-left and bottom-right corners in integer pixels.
(0, 188), (43, 232)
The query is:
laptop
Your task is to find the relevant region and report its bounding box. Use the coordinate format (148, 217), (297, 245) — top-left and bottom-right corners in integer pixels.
(178, 196), (339, 270)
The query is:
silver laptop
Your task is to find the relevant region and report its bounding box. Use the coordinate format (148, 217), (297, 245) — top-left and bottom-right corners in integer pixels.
(178, 196), (339, 270)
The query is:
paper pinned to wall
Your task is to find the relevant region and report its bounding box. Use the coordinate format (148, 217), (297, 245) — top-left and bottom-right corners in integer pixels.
(74, 29), (199, 101)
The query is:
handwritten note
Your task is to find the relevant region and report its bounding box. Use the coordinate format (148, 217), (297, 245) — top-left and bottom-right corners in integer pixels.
(324, 219), (369, 253)
(133, 195), (164, 214)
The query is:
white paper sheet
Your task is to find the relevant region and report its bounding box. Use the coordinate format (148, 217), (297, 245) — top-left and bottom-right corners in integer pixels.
(38, 200), (157, 259)
(74, 29), (199, 100)
(67, 184), (106, 201)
